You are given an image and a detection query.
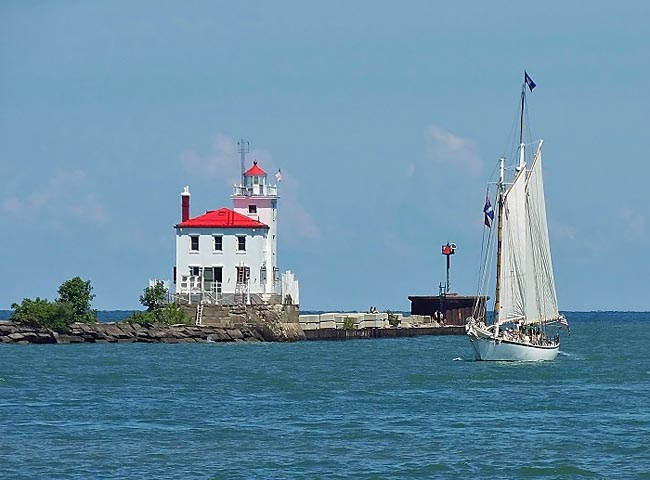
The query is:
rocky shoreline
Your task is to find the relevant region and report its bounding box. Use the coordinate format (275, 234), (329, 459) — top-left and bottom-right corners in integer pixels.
(0, 320), (295, 344)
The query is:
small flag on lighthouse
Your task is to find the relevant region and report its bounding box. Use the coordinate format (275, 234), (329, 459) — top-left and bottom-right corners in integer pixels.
(275, 169), (282, 182)
(483, 194), (494, 227)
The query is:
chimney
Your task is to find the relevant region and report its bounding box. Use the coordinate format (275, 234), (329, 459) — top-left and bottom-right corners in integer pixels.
(181, 186), (190, 222)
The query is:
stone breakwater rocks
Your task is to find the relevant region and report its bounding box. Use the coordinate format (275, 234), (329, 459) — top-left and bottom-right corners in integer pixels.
(0, 321), (275, 345)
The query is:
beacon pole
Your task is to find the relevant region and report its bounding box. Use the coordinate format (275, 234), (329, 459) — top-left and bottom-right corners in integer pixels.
(441, 242), (457, 294)
(440, 242), (457, 320)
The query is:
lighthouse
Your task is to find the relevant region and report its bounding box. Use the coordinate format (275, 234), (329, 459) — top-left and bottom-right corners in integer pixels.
(231, 160), (279, 297)
(173, 147), (298, 306)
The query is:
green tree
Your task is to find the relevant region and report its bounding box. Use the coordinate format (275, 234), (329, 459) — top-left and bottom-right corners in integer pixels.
(11, 297), (74, 332)
(125, 310), (156, 325)
(125, 304), (191, 326)
(343, 316), (356, 330)
(131, 284), (191, 325)
(57, 277), (97, 323)
(139, 282), (168, 312)
(157, 303), (191, 325)
(387, 310), (400, 328)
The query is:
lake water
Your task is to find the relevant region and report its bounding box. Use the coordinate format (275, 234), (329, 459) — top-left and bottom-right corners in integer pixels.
(1, 312), (648, 479)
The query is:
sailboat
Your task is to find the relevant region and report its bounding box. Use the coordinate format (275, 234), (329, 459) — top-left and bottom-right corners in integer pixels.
(465, 71), (568, 361)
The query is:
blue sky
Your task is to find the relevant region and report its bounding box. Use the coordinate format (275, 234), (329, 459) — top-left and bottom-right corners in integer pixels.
(1, 1), (649, 311)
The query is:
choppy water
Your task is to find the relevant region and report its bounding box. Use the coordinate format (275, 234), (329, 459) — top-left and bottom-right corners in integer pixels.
(1, 312), (649, 479)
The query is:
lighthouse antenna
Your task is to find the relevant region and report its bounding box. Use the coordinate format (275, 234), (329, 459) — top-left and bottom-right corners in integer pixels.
(237, 139), (250, 188)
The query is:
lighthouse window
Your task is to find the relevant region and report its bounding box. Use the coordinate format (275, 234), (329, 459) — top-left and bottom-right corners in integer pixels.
(214, 266), (223, 283)
(248, 205), (257, 214)
(260, 265), (267, 283)
(213, 235), (223, 251)
(190, 236), (199, 251)
(237, 236), (246, 251)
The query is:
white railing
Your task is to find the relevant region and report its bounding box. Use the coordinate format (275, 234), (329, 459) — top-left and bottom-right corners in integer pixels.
(232, 185), (278, 197)
(174, 275), (290, 306)
(178, 275), (202, 294)
(281, 270), (299, 305)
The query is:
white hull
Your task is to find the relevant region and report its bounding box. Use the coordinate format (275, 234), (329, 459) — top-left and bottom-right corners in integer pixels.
(466, 321), (558, 362)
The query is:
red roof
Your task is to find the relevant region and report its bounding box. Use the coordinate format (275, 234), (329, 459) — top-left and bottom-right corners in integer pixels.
(244, 161), (266, 177)
(175, 208), (269, 229)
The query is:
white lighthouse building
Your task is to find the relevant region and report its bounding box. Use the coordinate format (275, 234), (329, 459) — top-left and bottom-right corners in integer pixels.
(173, 161), (299, 305)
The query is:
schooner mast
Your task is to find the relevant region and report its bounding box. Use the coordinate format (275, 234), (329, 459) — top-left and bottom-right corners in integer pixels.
(494, 70), (534, 326)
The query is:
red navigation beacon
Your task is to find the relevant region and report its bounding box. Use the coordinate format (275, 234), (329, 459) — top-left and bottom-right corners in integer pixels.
(442, 243), (456, 256)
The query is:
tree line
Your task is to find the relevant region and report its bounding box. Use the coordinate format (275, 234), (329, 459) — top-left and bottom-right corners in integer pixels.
(10, 277), (190, 332)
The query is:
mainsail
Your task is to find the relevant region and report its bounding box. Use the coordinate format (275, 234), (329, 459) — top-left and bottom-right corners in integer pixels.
(523, 145), (559, 324)
(498, 166), (527, 324)
(496, 142), (559, 326)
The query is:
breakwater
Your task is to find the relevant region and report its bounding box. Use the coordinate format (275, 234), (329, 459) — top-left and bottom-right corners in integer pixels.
(1, 304), (306, 344)
(299, 311), (466, 340)
(304, 325), (464, 340)
(0, 321), (282, 344)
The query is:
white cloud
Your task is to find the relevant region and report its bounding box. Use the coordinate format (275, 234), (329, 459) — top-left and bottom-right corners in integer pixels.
(2, 197), (21, 214)
(180, 133), (275, 187)
(620, 207), (645, 234)
(426, 125), (481, 176)
(280, 173), (321, 240)
(551, 221), (578, 241)
(1, 170), (108, 227)
(405, 163), (416, 178)
(180, 132), (320, 239)
(69, 193), (109, 225)
(27, 170), (86, 209)
(181, 133), (239, 182)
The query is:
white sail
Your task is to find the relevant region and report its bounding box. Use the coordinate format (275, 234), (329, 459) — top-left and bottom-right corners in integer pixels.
(496, 142), (559, 326)
(522, 144), (559, 324)
(497, 167), (528, 325)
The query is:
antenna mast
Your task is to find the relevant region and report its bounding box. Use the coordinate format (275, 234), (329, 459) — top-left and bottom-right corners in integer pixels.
(237, 139), (250, 188)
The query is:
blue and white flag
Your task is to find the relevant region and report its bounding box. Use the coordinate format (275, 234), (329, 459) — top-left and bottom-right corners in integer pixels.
(483, 194), (494, 227)
(524, 71), (536, 91)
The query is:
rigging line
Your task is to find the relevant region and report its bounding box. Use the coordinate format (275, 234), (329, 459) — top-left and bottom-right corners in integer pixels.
(475, 185), (492, 290)
(502, 91), (524, 160)
(473, 231), (487, 318)
(475, 210), (492, 298)
(487, 159), (500, 186)
(474, 186), (499, 318)
(474, 233), (494, 320)
(474, 214), (495, 318)
(483, 228), (497, 319)
(475, 217), (488, 295)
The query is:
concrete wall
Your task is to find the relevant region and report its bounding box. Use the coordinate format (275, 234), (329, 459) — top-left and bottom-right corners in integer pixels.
(184, 303), (304, 341)
(299, 312), (393, 331)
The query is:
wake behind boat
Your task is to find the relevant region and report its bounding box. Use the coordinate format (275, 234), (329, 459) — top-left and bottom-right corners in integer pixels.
(466, 71), (569, 361)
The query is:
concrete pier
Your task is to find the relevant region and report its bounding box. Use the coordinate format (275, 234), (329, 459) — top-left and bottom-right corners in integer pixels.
(299, 311), (465, 341)
(303, 325), (464, 341)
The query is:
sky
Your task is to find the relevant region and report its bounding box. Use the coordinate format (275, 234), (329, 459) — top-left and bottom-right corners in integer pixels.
(1, 1), (649, 312)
